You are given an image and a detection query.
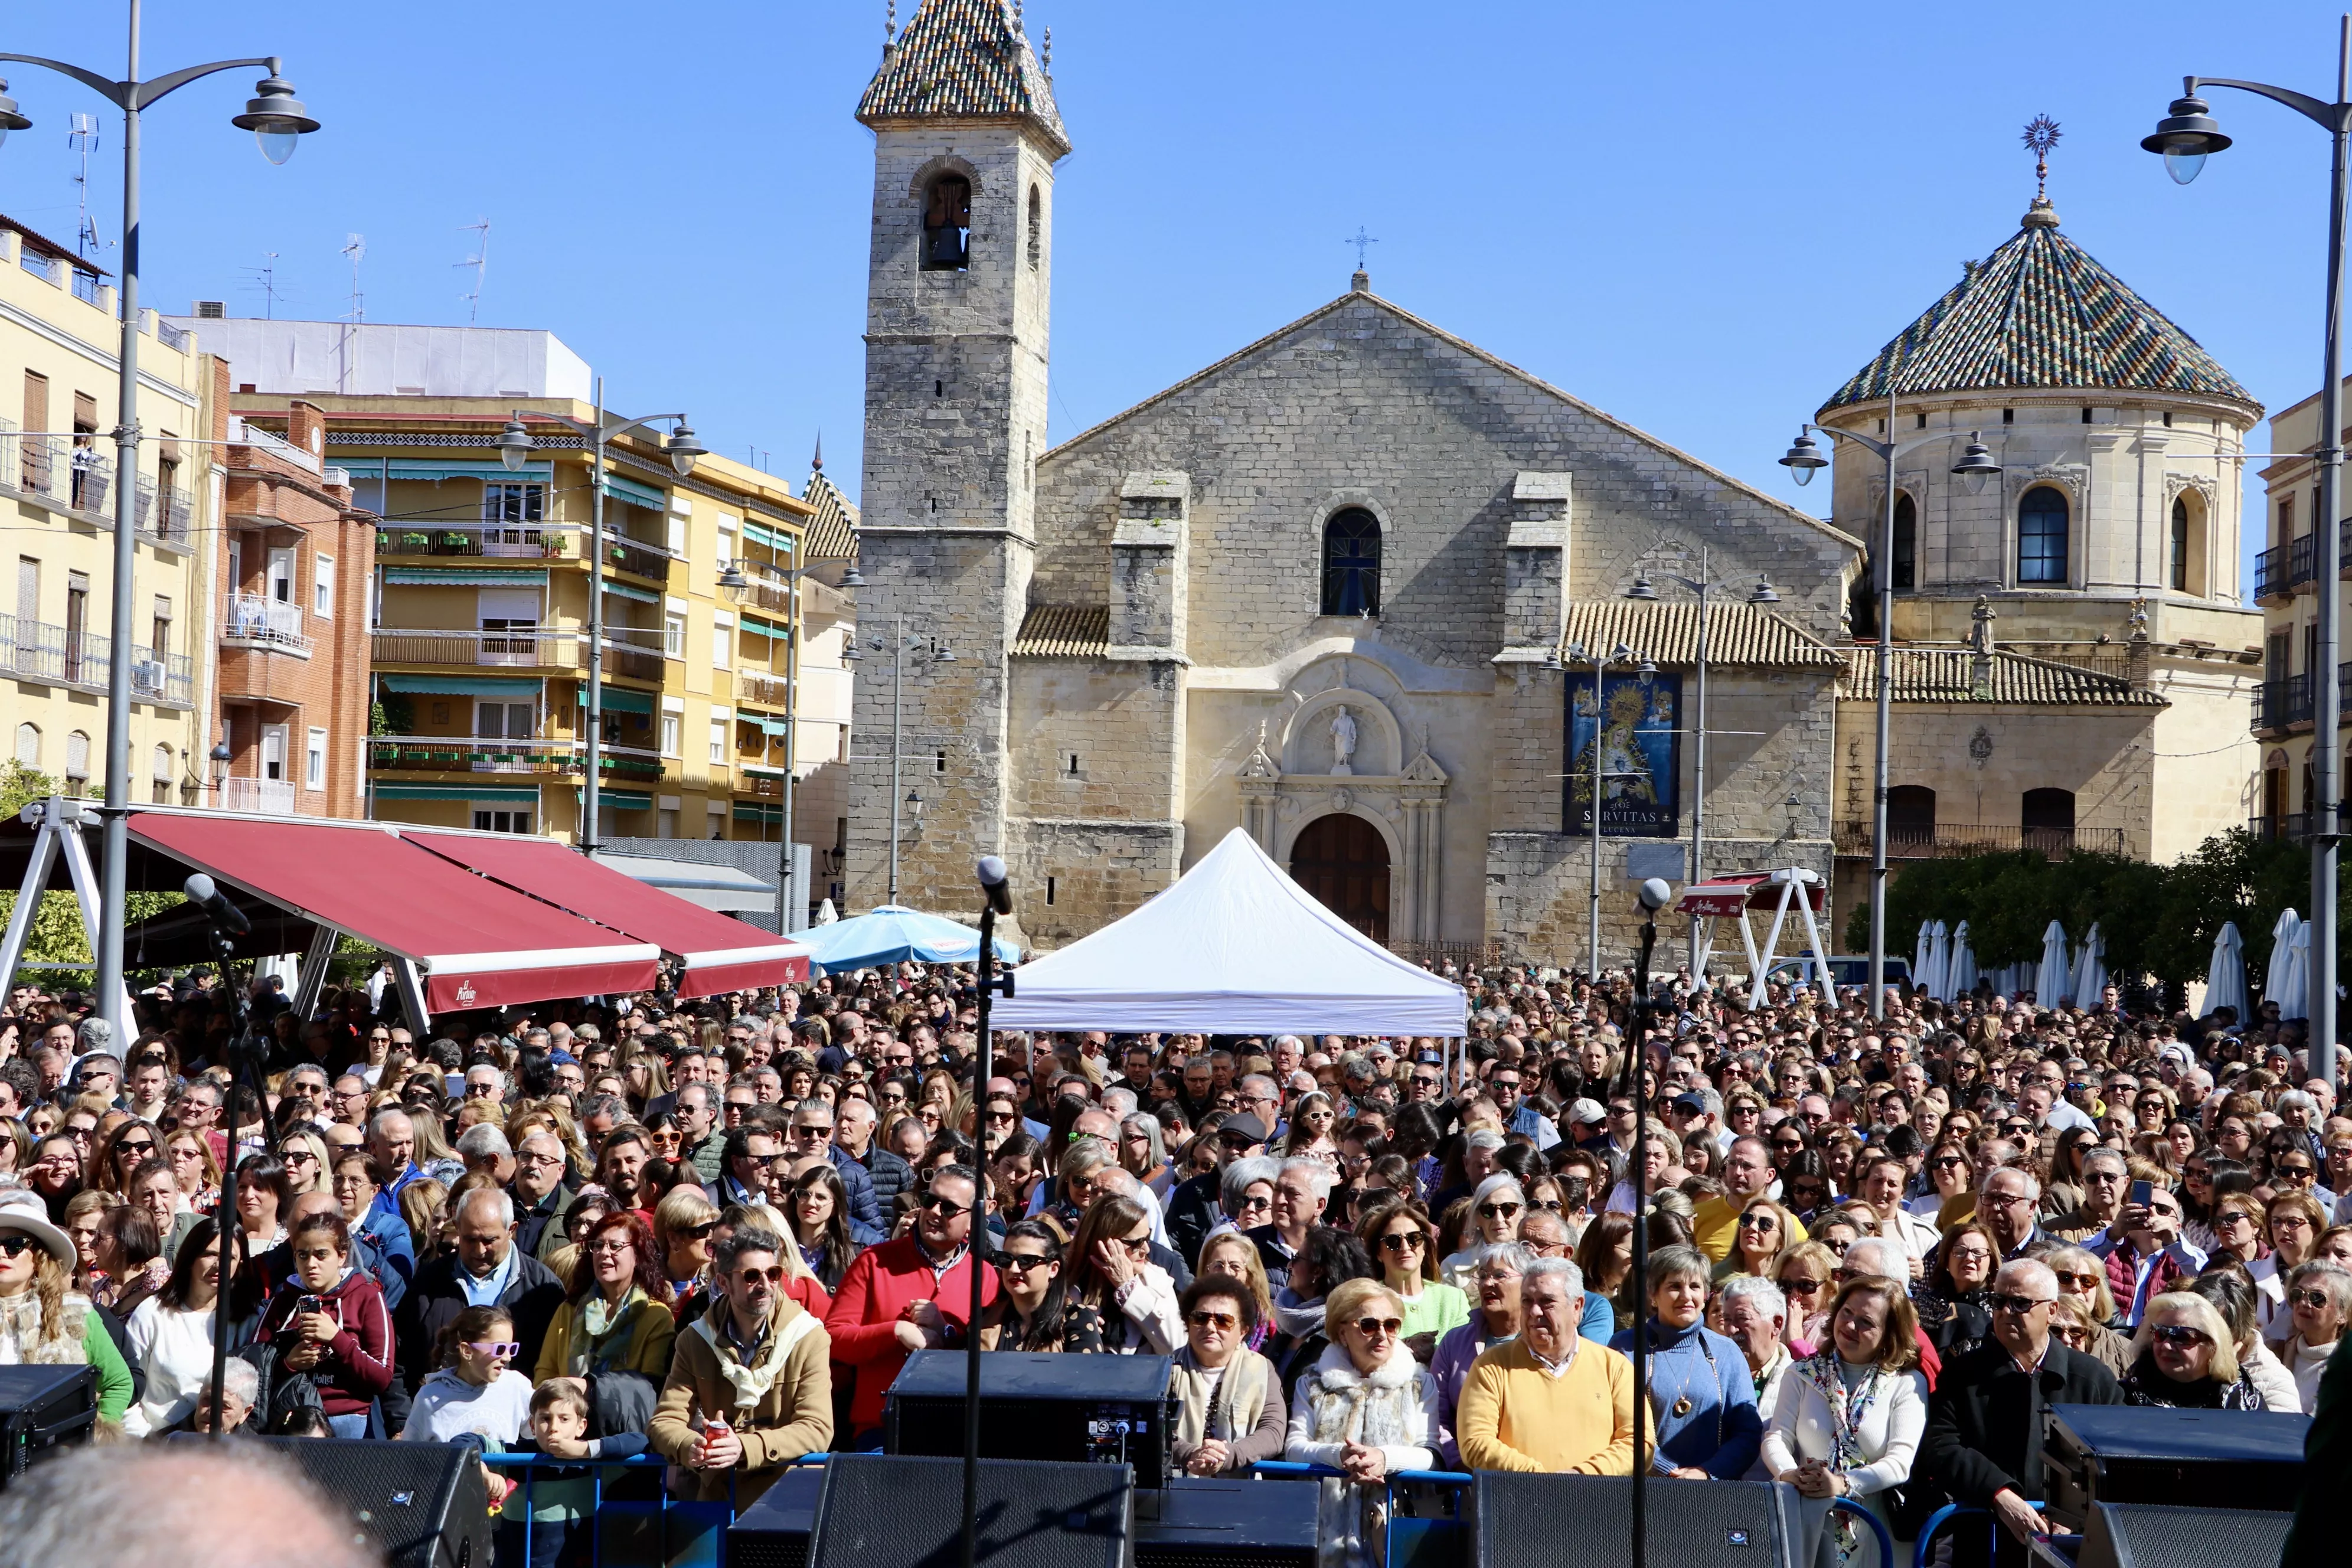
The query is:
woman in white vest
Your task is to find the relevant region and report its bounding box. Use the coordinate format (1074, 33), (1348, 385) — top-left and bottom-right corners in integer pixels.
(1285, 1277), (1438, 1568)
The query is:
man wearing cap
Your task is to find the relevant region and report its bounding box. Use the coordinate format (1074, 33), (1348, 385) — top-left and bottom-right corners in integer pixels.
(1166, 1113), (1268, 1267)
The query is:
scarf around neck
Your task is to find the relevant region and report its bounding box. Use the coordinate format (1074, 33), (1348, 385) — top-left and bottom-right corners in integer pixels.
(691, 1299), (819, 1415)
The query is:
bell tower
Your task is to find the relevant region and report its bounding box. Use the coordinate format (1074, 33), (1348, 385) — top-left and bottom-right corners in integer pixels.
(848, 0), (1069, 912)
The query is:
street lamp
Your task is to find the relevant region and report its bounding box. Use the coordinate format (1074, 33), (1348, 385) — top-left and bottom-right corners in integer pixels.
(2143, 25), (2352, 1087)
(499, 382), (698, 852)
(1, 12), (321, 1038)
(718, 556), (853, 932)
(1780, 409), (2001, 1018)
(847, 619), (954, 904)
(1624, 548), (1783, 977)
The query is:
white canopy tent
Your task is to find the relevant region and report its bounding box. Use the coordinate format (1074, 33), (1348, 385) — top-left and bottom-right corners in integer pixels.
(991, 828), (1469, 1047)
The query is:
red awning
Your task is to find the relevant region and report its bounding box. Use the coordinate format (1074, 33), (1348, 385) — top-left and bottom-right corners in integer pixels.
(1678, 873), (1825, 917)
(403, 831), (811, 997)
(128, 812), (661, 1011)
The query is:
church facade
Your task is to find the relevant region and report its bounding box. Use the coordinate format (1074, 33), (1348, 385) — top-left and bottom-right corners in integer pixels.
(842, 2), (2263, 965)
(844, 0), (1860, 963)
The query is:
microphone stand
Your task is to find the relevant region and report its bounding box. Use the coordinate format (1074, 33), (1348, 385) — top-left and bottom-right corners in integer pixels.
(1620, 904), (1660, 1568)
(199, 924), (274, 1436)
(963, 901), (1013, 1568)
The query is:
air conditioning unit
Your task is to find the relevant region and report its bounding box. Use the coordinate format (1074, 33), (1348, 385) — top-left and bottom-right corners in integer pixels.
(193, 300), (226, 319)
(131, 659), (166, 695)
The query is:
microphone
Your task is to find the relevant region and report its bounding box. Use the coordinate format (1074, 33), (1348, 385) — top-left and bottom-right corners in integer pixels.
(975, 855), (1014, 917)
(183, 873), (251, 937)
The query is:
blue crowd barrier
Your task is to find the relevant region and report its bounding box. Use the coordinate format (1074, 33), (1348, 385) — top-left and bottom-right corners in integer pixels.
(1827, 1497), (1900, 1568)
(1250, 1461), (1476, 1566)
(1914, 1501), (2045, 1568)
(481, 1450), (736, 1568)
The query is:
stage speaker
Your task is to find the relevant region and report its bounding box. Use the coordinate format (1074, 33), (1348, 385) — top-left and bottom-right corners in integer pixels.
(1133, 1477), (1318, 1568)
(0, 1366), (95, 1489)
(809, 1453), (1133, 1568)
(2076, 1502), (2295, 1568)
(187, 1436), (490, 1568)
(888, 1351), (1174, 1489)
(728, 1463), (828, 1568)
(2044, 1405), (2312, 1528)
(1471, 1472), (1801, 1568)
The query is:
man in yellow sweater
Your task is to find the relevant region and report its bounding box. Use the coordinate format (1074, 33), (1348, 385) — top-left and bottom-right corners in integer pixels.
(1692, 1138), (1808, 1261)
(1456, 1257), (1647, 1474)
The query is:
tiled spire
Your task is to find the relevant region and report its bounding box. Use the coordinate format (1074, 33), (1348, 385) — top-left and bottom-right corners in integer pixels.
(857, 0), (1069, 156)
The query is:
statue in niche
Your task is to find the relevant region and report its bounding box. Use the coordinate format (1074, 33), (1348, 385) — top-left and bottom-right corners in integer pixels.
(1331, 705), (1358, 775)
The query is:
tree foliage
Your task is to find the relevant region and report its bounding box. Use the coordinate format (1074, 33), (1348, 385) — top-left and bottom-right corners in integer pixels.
(1843, 826), (2327, 987)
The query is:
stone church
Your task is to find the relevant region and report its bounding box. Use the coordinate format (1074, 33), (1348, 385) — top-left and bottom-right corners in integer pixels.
(842, 1), (2263, 965)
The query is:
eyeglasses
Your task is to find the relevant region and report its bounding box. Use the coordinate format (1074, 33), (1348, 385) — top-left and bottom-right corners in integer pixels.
(1476, 1203), (1523, 1220)
(116, 1138), (156, 1158)
(1188, 1309), (1239, 1331)
(920, 1194), (969, 1217)
(2050, 1270), (2099, 1291)
(2150, 1323), (2211, 1347)
(1350, 1316), (1404, 1338)
(790, 1123), (834, 1140)
(1379, 1231), (1426, 1253)
(1989, 1293), (2054, 1315)
(1118, 1233), (1152, 1256)
(2291, 1289), (2338, 1309)
(465, 1340), (522, 1358)
(734, 1266), (788, 1285)
(517, 1151), (564, 1168)
(985, 1110), (1015, 1125)
(1777, 1276), (1825, 1297)
(1930, 1155), (1966, 1169)
(2278, 1164), (2317, 1181)
(674, 1220), (719, 1240)
(586, 1239), (635, 1256)
(0, 1236), (37, 1259)
(1737, 1213), (1779, 1231)
(282, 1148), (318, 1167)
(1001, 1252), (1055, 1275)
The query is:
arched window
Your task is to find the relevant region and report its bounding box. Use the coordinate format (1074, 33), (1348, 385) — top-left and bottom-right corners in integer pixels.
(1320, 509), (1382, 616)
(1887, 785), (1936, 835)
(1027, 184), (1042, 272)
(13, 723), (38, 769)
(1891, 493), (1917, 592)
(2170, 496), (2191, 592)
(64, 730), (90, 781)
(2018, 486), (2069, 584)
(2021, 786), (2075, 853)
(921, 175), (971, 272)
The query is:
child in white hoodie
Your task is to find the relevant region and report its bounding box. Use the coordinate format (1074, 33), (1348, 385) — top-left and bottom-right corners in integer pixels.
(400, 1304), (534, 1445)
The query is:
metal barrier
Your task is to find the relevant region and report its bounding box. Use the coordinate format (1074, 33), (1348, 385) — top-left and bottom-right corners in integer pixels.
(482, 1449), (736, 1568)
(1828, 1497), (1899, 1568)
(1252, 1462), (1475, 1567)
(1915, 1501), (2044, 1568)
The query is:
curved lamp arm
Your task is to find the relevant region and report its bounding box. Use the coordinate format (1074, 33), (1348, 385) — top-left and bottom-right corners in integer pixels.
(0, 52), (277, 111)
(2196, 75), (2350, 132)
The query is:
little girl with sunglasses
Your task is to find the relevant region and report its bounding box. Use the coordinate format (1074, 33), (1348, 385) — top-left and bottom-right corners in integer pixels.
(400, 1303), (534, 1445)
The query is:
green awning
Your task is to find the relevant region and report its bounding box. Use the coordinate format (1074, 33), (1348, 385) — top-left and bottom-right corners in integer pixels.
(373, 783), (541, 802)
(378, 674), (544, 697)
(577, 788), (653, 810)
(600, 580), (659, 604)
(733, 803), (783, 824)
(739, 613), (788, 639)
(384, 567), (550, 587)
(601, 474), (668, 511)
(580, 688), (654, 716)
(741, 520), (796, 553)
(334, 458), (554, 482)
(740, 716), (790, 738)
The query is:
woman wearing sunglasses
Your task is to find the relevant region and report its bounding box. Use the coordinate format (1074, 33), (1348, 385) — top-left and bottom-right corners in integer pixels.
(1063, 1194), (1182, 1354)
(1284, 1275), (1438, 1568)
(0, 1188), (133, 1424)
(1356, 1199), (1468, 1350)
(1170, 1275), (1286, 1476)
(2266, 1260), (2351, 1413)
(2121, 1291), (2266, 1409)
(1440, 1175), (1525, 1292)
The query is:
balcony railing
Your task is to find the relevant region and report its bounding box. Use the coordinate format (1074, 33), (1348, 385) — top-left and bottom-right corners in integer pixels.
(0, 422), (191, 546)
(0, 614), (68, 683)
(2258, 534), (2320, 599)
(370, 628), (669, 680)
(224, 593), (311, 652)
(2257, 675), (2314, 732)
(601, 535), (674, 582)
(737, 574), (794, 616)
(376, 526), (571, 560)
(736, 669), (791, 709)
(220, 778), (296, 814)
(134, 476), (194, 544)
(1832, 820), (2132, 860)
(368, 736), (667, 778)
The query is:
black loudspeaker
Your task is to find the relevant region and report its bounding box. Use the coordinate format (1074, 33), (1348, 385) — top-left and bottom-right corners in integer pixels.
(2076, 1502), (2296, 1568)
(2043, 1405), (2312, 1528)
(0, 1365), (95, 1488)
(1133, 1476), (1318, 1568)
(887, 1350), (1174, 1490)
(213, 1436), (489, 1568)
(1471, 1472), (1802, 1568)
(808, 1453), (1133, 1568)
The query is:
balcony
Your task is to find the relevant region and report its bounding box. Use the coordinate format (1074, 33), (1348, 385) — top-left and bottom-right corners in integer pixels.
(220, 778), (296, 814)
(1832, 820), (2132, 860)
(737, 574), (794, 616)
(367, 736), (667, 779)
(224, 593), (311, 653)
(600, 534), (674, 583)
(0, 423), (194, 550)
(135, 476), (194, 545)
(736, 669), (791, 709)
(376, 526), (571, 561)
(2258, 535), (2319, 600)
(370, 629), (668, 684)
(2257, 675), (2314, 733)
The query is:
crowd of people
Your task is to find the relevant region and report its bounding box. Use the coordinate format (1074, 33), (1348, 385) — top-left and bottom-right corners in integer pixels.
(0, 958), (2344, 1568)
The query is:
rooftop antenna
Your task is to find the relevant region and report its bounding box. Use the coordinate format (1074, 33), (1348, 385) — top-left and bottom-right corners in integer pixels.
(456, 218), (491, 323)
(340, 233), (366, 323)
(68, 113), (107, 262)
(2023, 115), (2062, 201)
(240, 251), (283, 319)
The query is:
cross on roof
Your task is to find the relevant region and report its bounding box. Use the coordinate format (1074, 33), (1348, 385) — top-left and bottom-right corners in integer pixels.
(1345, 226), (1379, 272)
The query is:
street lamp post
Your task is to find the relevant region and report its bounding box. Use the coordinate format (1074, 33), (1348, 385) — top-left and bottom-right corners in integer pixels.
(499, 385), (703, 854)
(842, 617), (953, 906)
(2142, 19), (2351, 1087)
(0, 4), (320, 1036)
(1781, 414), (2001, 1017)
(1626, 550), (1782, 978)
(718, 556), (863, 932)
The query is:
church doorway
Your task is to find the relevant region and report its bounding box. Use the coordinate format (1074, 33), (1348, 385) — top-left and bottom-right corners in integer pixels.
(1290, 814), (1390, 943)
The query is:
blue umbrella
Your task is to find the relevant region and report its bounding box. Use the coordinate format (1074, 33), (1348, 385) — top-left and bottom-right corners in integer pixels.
(793, 904), (1022, 975)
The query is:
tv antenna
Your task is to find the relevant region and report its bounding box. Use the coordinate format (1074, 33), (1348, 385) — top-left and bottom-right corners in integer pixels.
(68, 113), (109, 262)
(241, 251), (284, 319)
(456, 218), (490, 322)
(340, 233), (366, 322)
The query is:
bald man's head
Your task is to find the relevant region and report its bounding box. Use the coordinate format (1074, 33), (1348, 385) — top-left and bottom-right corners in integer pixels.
(0, 1445), (375, 1568)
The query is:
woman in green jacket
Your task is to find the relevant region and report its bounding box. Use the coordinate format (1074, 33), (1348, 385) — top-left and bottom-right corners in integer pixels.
(0, 1190), (134, 1423)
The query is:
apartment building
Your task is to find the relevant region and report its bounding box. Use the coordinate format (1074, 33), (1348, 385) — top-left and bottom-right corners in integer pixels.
(1, 217), (208, 804)
(2253, 380), (2352, 834)
(172, 315), (842, 865)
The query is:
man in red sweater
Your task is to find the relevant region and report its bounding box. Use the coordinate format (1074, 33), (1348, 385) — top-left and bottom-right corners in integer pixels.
(824, 1165), (997, 1444)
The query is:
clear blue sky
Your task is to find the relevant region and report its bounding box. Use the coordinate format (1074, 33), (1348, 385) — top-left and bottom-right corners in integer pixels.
(5, 1), (2347, 592)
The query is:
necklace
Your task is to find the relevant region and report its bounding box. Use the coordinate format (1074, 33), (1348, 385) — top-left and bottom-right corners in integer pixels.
(1646, 1325), (1720, 1425)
